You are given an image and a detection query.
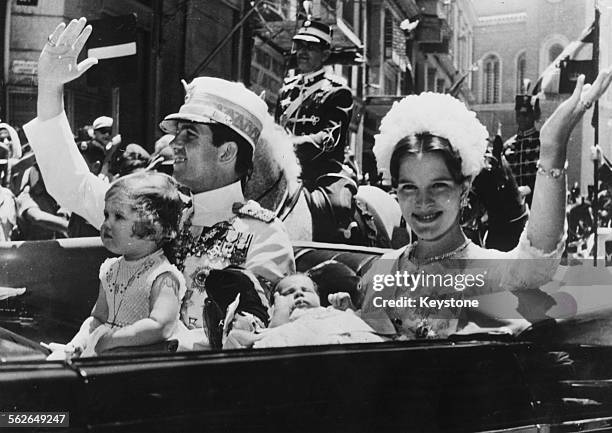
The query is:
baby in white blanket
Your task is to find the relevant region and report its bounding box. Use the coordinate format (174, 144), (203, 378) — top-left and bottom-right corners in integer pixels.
(224, 273), (383, 349)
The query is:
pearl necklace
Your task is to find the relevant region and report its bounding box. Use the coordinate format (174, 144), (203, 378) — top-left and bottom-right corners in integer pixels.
(409, 238), (471, 266)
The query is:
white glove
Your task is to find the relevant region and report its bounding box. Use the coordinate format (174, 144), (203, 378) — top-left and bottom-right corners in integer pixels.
(0, 286), (25, 300)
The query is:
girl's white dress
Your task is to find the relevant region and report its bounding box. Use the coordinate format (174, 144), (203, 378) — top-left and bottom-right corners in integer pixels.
(100, 249), (186, 332)
(360, 226), (566, 339)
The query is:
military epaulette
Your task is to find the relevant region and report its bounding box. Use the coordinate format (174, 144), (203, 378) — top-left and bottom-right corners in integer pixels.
(232, 200), (276, 223)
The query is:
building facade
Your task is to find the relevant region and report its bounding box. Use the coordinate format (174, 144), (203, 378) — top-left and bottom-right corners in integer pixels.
(251, 0), (366, 166)
(363, 0), (478, 182)
(2, 0), (253, 150)
(471, 0), (593, 188)
(3, 0), (481, 181)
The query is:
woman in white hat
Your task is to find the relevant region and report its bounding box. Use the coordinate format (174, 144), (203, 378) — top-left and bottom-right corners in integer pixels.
(360, 71), (612, 339)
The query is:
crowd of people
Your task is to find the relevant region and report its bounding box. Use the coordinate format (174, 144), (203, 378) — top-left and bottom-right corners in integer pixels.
(5, 16), (612, 357)
(0, 109), (178, 241)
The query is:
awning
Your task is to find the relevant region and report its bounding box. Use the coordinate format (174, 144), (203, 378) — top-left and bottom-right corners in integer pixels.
(255, 20), (364, 65)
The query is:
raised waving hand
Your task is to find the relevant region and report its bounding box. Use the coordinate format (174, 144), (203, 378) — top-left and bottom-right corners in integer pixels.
(38, 17), (97, 120)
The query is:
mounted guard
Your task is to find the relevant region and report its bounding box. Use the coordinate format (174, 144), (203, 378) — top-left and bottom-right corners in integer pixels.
(274, 19), (354, 190)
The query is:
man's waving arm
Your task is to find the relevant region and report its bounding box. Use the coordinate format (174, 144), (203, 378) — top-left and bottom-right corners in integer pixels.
(23, 18), (107, 229)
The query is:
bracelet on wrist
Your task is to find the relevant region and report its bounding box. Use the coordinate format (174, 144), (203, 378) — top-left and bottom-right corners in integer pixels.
(536, 160), (567, 179)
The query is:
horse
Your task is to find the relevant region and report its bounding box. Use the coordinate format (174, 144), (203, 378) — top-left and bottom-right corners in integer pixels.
(469, 135), (529, 251)
(243, 121), (404, 248)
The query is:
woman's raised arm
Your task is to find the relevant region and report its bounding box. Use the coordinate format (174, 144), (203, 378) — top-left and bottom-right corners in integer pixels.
(528, 68), (612, 253)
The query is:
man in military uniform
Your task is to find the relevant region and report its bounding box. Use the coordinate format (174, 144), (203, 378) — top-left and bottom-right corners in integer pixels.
(275, 20), (354, 189)
(504, 94), (541, 207)
(24, 17), (295, 350)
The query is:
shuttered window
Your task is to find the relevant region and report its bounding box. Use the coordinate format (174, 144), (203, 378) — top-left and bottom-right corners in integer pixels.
(483, 55), (500, 103)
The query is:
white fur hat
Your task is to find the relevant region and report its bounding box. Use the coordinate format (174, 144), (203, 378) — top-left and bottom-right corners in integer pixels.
(373, 92), (489, 180)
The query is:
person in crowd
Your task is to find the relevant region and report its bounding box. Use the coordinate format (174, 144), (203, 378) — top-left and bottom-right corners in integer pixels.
(92, 115), (122, 181)
(75, 124), (93, 143)
(149, 134), (175, 176)
(25, 17), (294, 350)
(224, 272), (383, 349)
(0, 122), (23, 161)
(0, 183), (16, 241)
(0, 122), (22, 187)
(67, 139), (106, 238)
(92, 116), (113, 149)
(0, 140), (16, 240)
(275, 20), (353, 189)
(15, 164), (68, 240)
(113, 143), (150, 178)
(360, 71), (612, 339)
(47, 171), (186, 358)
(153, 133), (174, 156)
(504, 94), (542, 206)
(77, 138), (105, 177)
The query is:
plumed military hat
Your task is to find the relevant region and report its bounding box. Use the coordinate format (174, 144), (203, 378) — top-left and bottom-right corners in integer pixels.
(293, 20), (332, 46)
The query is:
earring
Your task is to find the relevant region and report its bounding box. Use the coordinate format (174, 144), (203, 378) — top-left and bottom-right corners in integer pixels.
(460, 195), (469, 208)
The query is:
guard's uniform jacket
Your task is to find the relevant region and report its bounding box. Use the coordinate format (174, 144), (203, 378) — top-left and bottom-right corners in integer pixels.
(504, 127), (540, 205)
(24, 113), (296, 350)
(275, 68), (353, 187)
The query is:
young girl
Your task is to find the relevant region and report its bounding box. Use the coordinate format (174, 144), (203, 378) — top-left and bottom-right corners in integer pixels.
(48, 171), (186, 358)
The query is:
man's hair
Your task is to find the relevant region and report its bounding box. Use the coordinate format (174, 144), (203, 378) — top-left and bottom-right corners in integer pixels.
(209, 123), (254, 181)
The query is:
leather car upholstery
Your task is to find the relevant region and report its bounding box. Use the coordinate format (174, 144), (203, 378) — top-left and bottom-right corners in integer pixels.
(0, 239), (387, 343)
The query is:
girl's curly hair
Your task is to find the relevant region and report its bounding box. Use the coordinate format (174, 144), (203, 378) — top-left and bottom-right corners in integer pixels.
(105, 171), (184, 261)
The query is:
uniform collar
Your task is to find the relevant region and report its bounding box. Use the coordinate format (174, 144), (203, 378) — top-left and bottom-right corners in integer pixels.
(191, 181), (245, 227)
(300, 68), (326, 85)
(517, 126), (537, 137)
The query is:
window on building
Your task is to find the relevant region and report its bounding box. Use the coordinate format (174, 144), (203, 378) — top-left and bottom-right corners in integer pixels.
(549, 43), (564, 63)
(516, 52), (527, 93)
(436, 78), (446, 93)
(263, 0), (290, 19)
(355, 67), (363, 98)
(271, 58), (284, 77)
(255, 49), (271, 69)
(7, 87), (36, 130)
(342, 0), (355, 29)
(342, 66), (353, 89)
(384, 10), (393, 60)
(427, 68), (436, 92)
(319, 0), (336, 21)
(251, 65), (261, 82)
(482, 55), (500, 104)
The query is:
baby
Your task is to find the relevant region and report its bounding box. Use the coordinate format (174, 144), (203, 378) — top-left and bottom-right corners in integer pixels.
(224, 273), (383, 349)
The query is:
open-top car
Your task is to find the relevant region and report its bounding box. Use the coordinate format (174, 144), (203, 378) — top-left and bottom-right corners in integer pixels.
(2, 238), (612, 432)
